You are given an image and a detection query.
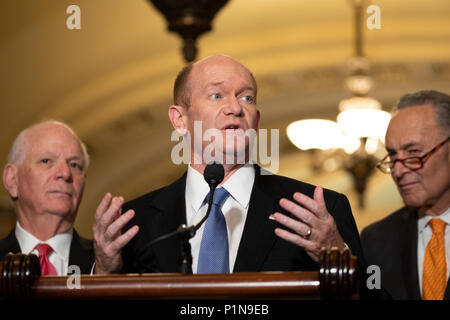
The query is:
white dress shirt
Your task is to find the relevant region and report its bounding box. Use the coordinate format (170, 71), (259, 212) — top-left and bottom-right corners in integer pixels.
(185, 164), (255, 273)
(15, 221), (73, 275)
(417, 207), (450, 294)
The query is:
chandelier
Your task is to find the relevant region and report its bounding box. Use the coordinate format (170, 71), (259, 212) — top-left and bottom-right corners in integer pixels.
(148, 0), (229, 62)
(287, 0), (390, 208)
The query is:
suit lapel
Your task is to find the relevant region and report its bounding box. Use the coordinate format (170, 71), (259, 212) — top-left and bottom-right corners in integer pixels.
(151, 168), (280, 273)
(68, 230), (94, 274)
(0, 229), (21, 258)
(400, 208), (421, 299)
(445, 278), (450, 300)
(2, 228), (95, 275)
(149, 174), (187, 273)
(233, 166), (278, 272)
(400, 208), (450, 300)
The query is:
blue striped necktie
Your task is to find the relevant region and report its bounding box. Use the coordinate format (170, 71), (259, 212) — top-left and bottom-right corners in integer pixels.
(197, 187), (230, 273)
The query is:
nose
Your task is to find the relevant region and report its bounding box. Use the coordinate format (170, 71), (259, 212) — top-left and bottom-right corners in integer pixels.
(55, 161), (73, 181)
(225, 96), (243, 117)
(391, 159), (410, 180)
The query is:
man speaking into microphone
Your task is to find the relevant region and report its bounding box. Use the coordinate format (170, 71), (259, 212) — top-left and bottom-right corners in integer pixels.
(92, 55), (364, 280)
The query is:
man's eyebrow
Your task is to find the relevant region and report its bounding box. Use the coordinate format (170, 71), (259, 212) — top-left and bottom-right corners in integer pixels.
(204, 82), (256, 93)
(205, 81), (225, 89)
(385, 146), (399, 157)
(35, 151), (55, 157)
(387, 142), (423, 154)
(239, 85), (256, 94)
(68, 155), (84, 161)
(400, 142), (423, 150)
(35, 152), (84, 161)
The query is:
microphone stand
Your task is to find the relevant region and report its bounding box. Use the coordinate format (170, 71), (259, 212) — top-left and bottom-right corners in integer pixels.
(178, 184), (216, 274)
(177, 224), (195, 274)
(137, 162), (224, 274)
(137, 185), (217, 274)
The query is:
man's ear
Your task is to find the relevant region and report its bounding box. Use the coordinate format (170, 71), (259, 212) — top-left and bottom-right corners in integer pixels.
(168, 105), (188, 134)
(3, 164), (19, 199)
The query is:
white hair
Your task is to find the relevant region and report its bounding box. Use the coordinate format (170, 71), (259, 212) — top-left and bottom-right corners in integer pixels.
(7, 120), (90, 169)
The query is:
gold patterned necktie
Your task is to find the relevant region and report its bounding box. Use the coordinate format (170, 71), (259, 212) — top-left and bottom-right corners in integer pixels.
(422, 218), (447, 300)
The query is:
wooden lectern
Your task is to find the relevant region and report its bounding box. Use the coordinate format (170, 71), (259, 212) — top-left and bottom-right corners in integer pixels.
(0, 247), (358, 300)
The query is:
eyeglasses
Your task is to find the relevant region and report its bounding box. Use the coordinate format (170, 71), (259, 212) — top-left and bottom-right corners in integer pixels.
(377, 137), (449, 174)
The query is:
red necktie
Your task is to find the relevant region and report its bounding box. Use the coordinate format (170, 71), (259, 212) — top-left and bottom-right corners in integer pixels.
(35, 243), (58, 276)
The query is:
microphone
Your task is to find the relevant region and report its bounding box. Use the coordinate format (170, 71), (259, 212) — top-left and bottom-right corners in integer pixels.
(192, 161), (225, 233)
(177, 161), (224, 274)
(137, 162), (225, 273)
(204, 161), (225, 189)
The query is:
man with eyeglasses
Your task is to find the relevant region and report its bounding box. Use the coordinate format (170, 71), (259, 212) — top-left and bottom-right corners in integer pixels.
(361, 90), (450, 300)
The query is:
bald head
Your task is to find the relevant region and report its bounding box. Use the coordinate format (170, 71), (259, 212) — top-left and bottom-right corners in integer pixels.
(3, 121), (88, 236)
(173, 55), (258, 108)
(7, 121), (90, 170)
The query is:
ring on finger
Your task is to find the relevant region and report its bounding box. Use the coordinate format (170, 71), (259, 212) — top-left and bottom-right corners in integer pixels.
(304, 228), (312, 239)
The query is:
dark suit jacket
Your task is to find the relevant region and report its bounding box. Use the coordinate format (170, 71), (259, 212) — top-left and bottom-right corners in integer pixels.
(361, 207), (450, 300)
(0, 228), (94, 274)
(121, 166), (366, 274)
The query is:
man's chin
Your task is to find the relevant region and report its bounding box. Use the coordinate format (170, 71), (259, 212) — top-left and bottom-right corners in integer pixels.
(219, 147), (249, 165)
(45, 202), (76, 217)
(402, 195), (425, 209)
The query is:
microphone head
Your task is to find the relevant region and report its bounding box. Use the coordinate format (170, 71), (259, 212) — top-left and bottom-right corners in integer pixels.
(203, 162), (225, 188)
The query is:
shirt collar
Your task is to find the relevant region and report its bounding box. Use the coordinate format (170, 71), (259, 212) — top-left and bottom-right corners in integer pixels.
(186, 164), (255, 212)
(15, 221), (73, 260)
(418, 207), (450, 233)
(186, 166), (211, 212)
(221, 164), (255, 209)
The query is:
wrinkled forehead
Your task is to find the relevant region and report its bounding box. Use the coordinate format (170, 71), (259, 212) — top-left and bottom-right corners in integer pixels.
(190, 56), (256, 91)
(25, 124), (84, 156)
(386, 105), (441, 147)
